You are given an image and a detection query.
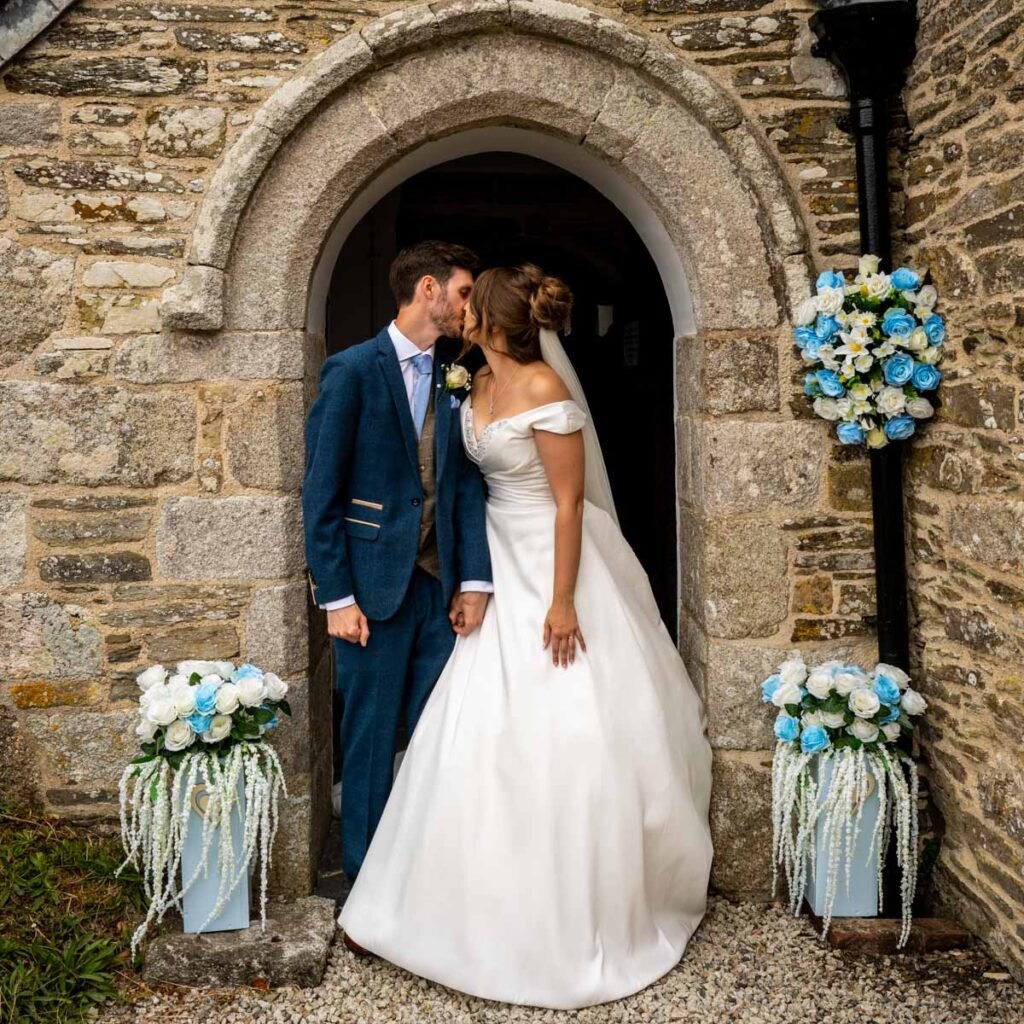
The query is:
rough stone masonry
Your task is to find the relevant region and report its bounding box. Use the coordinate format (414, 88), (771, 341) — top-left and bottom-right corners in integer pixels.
(0, 0), (1020, 980)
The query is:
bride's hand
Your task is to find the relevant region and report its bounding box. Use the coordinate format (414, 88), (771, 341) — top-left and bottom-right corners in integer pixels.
(543, 601), (586, 668)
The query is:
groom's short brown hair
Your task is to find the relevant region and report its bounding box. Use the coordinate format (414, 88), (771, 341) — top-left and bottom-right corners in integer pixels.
(389, 241), (481, 309)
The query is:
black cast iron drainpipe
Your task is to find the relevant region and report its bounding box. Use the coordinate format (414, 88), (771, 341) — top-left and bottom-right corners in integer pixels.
(809, 0), (919, 675)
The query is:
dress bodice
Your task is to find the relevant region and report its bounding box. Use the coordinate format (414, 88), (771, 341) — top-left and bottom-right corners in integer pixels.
(461, 398), (586, 510)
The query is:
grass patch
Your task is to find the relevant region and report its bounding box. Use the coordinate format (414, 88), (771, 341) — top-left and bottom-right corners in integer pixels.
(0, 797), (147, 1024)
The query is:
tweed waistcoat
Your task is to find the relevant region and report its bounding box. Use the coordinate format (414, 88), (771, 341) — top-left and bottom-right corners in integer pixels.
(415, 392), (440, 579)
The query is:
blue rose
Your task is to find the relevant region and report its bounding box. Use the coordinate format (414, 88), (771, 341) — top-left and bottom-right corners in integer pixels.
(761, 674), (781, 703)
(882, 352), (915, 386)
(804, 372), (821, 397)
(194, 680), (220, 716)
(232, 662), (264, 683)
(884, 415), (916, 441)
(815, 314), (840, 340)
(911, 363), (941, 391)
(874, 674), (902, 705)
(816, 270), (845, 291)
(816, 369), (845, 398)
(882, 310), (916, 338)
(802, 337), (824, 361)
(880, 703), (901, 724)
(891, 267), (921, 291)
(774, 714), (801, 743)
(186, 712), (212, 735)
(794, 326), (818, 349)
(924, 313), (945, 345)
(261, 713), (279, 733)
(837, 422), (865, 445)
(800, 725), (831, 755)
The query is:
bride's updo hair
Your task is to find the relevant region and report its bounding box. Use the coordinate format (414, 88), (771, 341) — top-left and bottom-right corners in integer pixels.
(467, 264), (572, 363)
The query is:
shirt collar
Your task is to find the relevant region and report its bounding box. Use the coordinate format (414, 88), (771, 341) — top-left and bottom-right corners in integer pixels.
(388, 320), (435, 363)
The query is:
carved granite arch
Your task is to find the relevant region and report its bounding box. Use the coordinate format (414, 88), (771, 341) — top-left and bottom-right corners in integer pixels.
(159, 0), (811, 336)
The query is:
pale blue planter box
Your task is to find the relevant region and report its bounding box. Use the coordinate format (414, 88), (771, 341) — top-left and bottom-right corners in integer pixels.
(180, 775), (251, 933)
(807, 755), (881, 918)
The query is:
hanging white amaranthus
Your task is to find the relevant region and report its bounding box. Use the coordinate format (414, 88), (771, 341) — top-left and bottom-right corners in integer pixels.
(116, 659), (291, 957)
(761, 653), (926, 947)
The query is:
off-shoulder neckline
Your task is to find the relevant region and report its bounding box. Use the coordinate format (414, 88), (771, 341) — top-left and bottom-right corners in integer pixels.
(467, 398), (579, 443)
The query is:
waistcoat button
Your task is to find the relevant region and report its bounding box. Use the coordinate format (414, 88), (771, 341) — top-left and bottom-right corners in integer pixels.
(411, 497), (422, 507)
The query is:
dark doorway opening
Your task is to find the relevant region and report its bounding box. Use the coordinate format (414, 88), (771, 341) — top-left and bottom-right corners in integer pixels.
(326, 151), (678, 636)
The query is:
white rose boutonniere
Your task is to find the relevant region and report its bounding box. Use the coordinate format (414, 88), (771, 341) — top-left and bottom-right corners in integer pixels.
(442, 363), (472, 407)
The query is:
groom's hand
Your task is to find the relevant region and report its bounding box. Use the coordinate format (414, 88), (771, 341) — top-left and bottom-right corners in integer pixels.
(450, 591), (489, 636)
(328, 604), (370, 646)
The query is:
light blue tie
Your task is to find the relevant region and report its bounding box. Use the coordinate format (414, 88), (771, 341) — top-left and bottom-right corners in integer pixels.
(410, 352), (433, 439)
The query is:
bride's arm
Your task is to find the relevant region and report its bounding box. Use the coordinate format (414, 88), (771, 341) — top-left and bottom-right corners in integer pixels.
(534, 394), (586, 669)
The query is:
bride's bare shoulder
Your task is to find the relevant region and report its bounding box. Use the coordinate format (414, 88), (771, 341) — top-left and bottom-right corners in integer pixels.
(524, 362), (571, 404)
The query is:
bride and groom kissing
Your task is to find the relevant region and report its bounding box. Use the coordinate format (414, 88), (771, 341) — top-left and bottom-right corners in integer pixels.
(302, 241), (713, 1010)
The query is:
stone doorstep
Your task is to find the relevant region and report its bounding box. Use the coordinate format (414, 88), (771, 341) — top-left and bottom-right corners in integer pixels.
(802, 902), (973, 955)
(142, 895), (338, 989)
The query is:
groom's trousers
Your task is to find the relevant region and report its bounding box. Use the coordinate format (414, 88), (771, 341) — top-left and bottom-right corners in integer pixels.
(332, 566), (455, 879)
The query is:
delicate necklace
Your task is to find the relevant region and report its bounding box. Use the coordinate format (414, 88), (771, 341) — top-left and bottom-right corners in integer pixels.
(487, 363), (522, 415)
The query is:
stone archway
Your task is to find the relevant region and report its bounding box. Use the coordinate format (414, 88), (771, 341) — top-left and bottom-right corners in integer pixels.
(156, 0), (818, 899)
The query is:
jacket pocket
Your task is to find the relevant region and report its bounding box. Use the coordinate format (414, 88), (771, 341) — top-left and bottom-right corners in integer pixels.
(351, 498), (384, 511)
(343, 516), (381, 541)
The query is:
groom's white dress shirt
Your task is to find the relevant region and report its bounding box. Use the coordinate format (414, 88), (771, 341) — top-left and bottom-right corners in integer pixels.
(319, 321), (493, 612)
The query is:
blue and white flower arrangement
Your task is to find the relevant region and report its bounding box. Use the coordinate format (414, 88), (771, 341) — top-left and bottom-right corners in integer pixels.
(761, 653), (927, 946)
(117, 660), (292, 955)
(794, 254), (944, 448)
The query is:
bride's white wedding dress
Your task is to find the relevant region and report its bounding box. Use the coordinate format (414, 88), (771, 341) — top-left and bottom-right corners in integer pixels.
(338, 398), (713, 1010)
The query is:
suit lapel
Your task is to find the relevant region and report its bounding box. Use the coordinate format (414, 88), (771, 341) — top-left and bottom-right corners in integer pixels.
(433, 357), (451, 486)
(376, 330), (420, 479)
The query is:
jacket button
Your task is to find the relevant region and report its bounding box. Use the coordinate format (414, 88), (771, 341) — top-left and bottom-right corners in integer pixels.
(411, 497), (421, 507)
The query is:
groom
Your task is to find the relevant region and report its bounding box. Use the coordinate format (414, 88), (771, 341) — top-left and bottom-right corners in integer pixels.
(303, 241), (492, 881)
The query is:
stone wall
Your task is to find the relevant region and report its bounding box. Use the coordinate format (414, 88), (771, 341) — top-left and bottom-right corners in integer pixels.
(898, 0), (1024, 980)
(0, 0), (1004, 961)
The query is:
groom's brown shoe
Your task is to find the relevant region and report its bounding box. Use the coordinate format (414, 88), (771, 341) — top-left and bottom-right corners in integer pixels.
(343, 932), (372, 958)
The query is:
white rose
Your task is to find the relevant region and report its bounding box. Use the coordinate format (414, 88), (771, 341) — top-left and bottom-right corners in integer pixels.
(173, 687), (196, 717)
(876, 386), (907, 416)
(900, 688), (928, 715)
(215, 682), (240, 715)
(445, 364), (471, 390)
(236, 676), (266, 707)
(794, 297), (819, 326)
(916, 285), (937, 308)
(135, 716), (158, 742)
(805, 669), (834, 699)
(214, 661), (236, 679)
(264, 672), (289, 702)
(139, 682), (166, 710)
(903, 326), (929, 352)
(815, 287), (845, 316)
(865, 273), (892, 299)
(874, 662), (911, 688)
(867, 427), (888, 448)
(164, 719), (195, 752)
(906, 397), (935, 419)
(848, 718), (879, 743)
(813, 397), (841, 421)
(821, 710), (847, 729)
(859, 254), (881, 277)
(801, 711), (823, 728)
(849, 687), (881, 718)
(146, 696), (178, 727)
(834, 671), (866, 696)
(778, 657), (807, 687)
(771, 680), (803, 709)
(202, 714), (232, 743)
(849, 382), (872, 402)
(881, 722), (902, 742)
(919, 345), (942, 365)
(176, 659), (220, 679)
(136, 665), (168, 692)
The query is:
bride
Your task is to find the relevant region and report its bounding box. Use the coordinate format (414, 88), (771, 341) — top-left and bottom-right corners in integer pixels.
(338, 264), (713, 1010)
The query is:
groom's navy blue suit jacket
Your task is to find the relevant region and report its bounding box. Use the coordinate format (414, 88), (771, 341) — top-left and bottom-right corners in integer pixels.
(302, 328), (492, 622)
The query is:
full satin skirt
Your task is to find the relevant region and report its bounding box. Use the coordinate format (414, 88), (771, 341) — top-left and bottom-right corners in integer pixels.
(339, 499), (714, 1010)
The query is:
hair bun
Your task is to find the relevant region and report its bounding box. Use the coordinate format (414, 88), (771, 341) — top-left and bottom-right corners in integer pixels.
(523, 264), (572, 333)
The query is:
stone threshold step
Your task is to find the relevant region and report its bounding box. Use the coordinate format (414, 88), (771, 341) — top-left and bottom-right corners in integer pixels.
(802, 902), (973, 954)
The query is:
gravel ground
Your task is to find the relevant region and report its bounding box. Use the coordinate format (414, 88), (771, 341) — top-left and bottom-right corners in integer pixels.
(97, 897), (1021, 1024)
